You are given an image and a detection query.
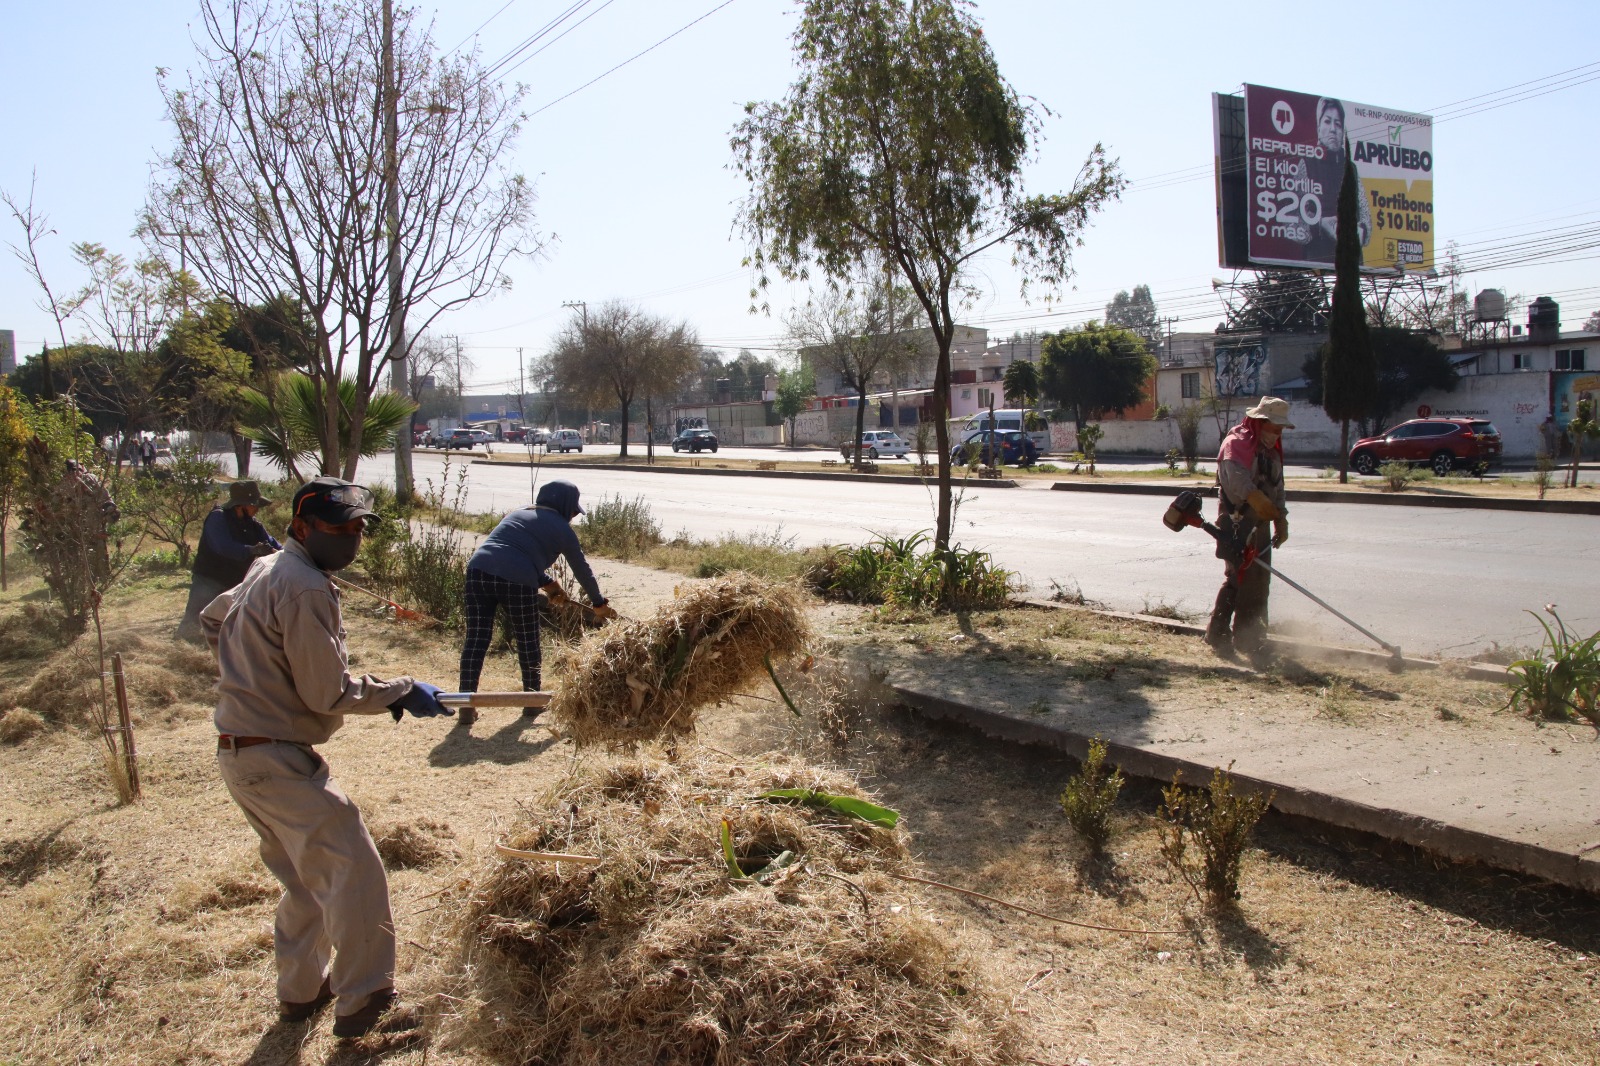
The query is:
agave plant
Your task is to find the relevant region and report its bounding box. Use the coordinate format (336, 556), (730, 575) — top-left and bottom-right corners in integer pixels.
(1506, 605), (1600, 730)
(238, 373), (416, 480)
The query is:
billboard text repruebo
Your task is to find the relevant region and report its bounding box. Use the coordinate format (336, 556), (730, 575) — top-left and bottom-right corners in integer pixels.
(1214, 85), (1433, 274)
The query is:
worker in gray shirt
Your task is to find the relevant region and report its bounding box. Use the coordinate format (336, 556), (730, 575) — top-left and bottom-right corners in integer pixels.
(1205, 397), (1292, 661)
(202, 477), (450, 1039)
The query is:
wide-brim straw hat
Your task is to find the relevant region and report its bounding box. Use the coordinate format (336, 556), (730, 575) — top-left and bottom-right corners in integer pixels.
(1244, 396), (1295, 428)
(227, 480), (271, 508)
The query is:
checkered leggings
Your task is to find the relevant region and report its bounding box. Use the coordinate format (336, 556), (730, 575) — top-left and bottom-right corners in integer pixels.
(458, 568), (542, 694)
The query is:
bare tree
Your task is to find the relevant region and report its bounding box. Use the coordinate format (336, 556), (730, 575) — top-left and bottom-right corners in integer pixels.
(2, 176), (82, 401)
(147, 0), (539, 478)
(547, 303), (699, 459)
(788, 278), (919, 467)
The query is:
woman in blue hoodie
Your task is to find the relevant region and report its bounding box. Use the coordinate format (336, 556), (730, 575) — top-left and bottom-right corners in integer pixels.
(457, 480), (614, 724)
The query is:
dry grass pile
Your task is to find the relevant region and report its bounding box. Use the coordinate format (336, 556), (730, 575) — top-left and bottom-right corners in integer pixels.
(3, 630), (216, 725)
(373, 818), (461, 870)
(437, 750), (1017, 1066)
(549, 574), (811, 749)
(0, 708), (45, 744)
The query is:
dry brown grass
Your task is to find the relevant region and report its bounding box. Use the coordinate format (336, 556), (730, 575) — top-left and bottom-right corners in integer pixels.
(549, 573), (811, 749)
(0, 707), (45, 743)
(2, 557), (1598, 1065)
(428, 748), (1018, 1066)
(374, 818), (462, 870)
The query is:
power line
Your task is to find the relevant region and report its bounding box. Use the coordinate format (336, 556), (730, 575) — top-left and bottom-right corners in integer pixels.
(527, 0), (741, 118)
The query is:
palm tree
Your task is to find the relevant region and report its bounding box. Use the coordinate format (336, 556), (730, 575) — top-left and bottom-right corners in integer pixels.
(239, 373), (416, 482)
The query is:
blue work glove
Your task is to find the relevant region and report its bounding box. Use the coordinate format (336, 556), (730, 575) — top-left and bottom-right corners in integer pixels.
(388, 681), (454, 720)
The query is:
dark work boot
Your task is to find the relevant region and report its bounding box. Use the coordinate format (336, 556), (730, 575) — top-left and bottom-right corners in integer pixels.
(457, 707), (478, 727)
(279, 976), (333, 1022)
(332, 989), (422, 1039)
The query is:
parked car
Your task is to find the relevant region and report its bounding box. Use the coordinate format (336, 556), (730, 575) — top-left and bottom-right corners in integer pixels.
(547, 429), (584, 453)
(503, 426), (528, 443)
(1348, 418), (1502, 476)
(840, 430), (910, 460)
(671, 428), (719, 453)
(952, 429), (1039, 467)
(446, 427), (493, 450)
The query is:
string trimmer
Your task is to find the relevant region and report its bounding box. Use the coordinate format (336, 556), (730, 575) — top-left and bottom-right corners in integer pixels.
(1162, 491), (1404, 668)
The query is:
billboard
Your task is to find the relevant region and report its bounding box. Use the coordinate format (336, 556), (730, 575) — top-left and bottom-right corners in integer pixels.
(1216, 85), (1433, 273)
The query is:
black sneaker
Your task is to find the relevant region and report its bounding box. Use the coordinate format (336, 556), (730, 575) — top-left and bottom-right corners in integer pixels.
(457, 707), (478, 727)
(332, 989), (422, 1039)
(278, 976), (333, 1022)
(521, 706), (542, 719)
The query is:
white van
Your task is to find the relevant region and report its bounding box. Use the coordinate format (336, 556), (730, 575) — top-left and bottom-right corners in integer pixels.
(957, 409), (1049, 453)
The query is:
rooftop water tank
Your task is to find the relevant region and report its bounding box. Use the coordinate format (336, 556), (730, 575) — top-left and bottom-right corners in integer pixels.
(1474, 288), (1506, 322)
(1528, 297), (1560, 343)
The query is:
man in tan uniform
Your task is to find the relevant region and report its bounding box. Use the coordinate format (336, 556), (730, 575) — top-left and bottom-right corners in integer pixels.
(202, 477), (451, 1038)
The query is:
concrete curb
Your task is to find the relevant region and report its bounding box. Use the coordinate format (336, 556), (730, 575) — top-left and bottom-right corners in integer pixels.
(472, 457), (1020, 488)
(1049, 480), (1600, 515)
(889, 685), (1600, 895)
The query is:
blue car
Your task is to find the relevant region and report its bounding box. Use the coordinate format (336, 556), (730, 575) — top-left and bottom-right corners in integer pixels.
(952, 430), (1039, 467)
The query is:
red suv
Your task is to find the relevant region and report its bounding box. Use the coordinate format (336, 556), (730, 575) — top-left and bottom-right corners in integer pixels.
(1349, 418), (1502, 477)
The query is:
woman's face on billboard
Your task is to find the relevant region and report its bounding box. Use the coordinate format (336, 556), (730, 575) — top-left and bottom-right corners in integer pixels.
(1318, 104), (1345, 153)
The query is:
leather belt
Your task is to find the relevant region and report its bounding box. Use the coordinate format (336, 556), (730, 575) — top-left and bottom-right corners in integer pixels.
(218, 735), (276, 751)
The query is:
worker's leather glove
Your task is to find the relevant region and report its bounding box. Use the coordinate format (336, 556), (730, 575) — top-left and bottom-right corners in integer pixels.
(1245, 489), (1281, 522)
(388, 681), (453, 720)
(1271, 517), (1289, 549)
(540, 581), (571, 605)
(591, 604), (618, 621)
(250, 542), (277, 557)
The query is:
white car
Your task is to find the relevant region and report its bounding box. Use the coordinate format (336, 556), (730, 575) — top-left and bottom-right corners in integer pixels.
(547, 429), (584, 453)
(841, 430), (911, 459)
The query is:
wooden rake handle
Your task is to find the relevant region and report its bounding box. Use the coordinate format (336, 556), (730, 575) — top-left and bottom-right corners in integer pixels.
(436, 692), (552, 708)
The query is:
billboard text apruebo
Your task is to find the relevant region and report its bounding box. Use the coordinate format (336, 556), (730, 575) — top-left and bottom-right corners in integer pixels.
(1220, 85), (1433, 273)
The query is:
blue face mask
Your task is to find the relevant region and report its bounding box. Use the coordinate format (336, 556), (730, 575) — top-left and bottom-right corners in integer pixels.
(301, 527), (362, 572)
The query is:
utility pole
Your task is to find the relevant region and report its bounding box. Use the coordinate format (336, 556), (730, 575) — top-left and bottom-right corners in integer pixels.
(562, 300), (587, 438)
(454, 336), (465, 423)
(383, 0), (413, 505)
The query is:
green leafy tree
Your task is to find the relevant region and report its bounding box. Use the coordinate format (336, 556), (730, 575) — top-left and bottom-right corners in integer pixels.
(1567, 397), (1600, 489)
(1104, 284), (1162, 351)
(1301, 327), (1458, 435)
(1002, 358), (1041, 408)
(1319, 142), (1379, 483)
(773, 365), (816, 447)
(239, 373), (416, 482)
(733, 0), (1121, 559)
(1039, 321), (1154, 430)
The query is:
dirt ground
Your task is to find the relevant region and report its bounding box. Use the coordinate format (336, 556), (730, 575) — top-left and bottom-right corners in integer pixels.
(1, 557), (1597, 1065)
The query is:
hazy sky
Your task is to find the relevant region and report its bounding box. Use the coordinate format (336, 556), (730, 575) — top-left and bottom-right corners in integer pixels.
(3, 0), (1598, 394)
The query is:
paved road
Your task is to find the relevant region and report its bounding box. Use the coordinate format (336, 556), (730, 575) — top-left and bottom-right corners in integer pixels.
(349, 450), (1596, 660)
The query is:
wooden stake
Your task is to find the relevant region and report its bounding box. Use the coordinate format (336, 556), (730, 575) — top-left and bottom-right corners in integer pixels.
(111, 652), (140, 800)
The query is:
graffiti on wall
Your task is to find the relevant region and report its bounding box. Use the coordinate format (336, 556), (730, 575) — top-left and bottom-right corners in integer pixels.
(1214, 344), (1268, 397)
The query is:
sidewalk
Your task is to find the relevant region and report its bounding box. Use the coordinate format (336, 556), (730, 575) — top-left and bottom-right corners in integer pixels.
(840, 612), (1600, 894)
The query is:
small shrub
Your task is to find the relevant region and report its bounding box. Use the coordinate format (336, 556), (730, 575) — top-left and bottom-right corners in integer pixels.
(1534, 453), (1555, 500)
(1059, 737), (1124, 857)
(1035, 463), (1059, 473)
(1164, 448), (1180, 473)
(1077, 424), (1104, 474)
(1157, 764), (1273, 910)
(126, 447), (222, 568)
(128, 547), (188, 577)
(362, 465), (472, 628)
(1506, 605), (1599, 730)
(581, 495), (663, 560)
(1175, 405), (1203, 472)
(1378, 460), (1415, 492)
(1319, 466), (1339, 480)
(1153, 403), (1171, 420)
(820, 533), (1015, 611)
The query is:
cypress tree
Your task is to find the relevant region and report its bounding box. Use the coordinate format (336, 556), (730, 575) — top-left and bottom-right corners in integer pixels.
(1321, 141), (1379, 483)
